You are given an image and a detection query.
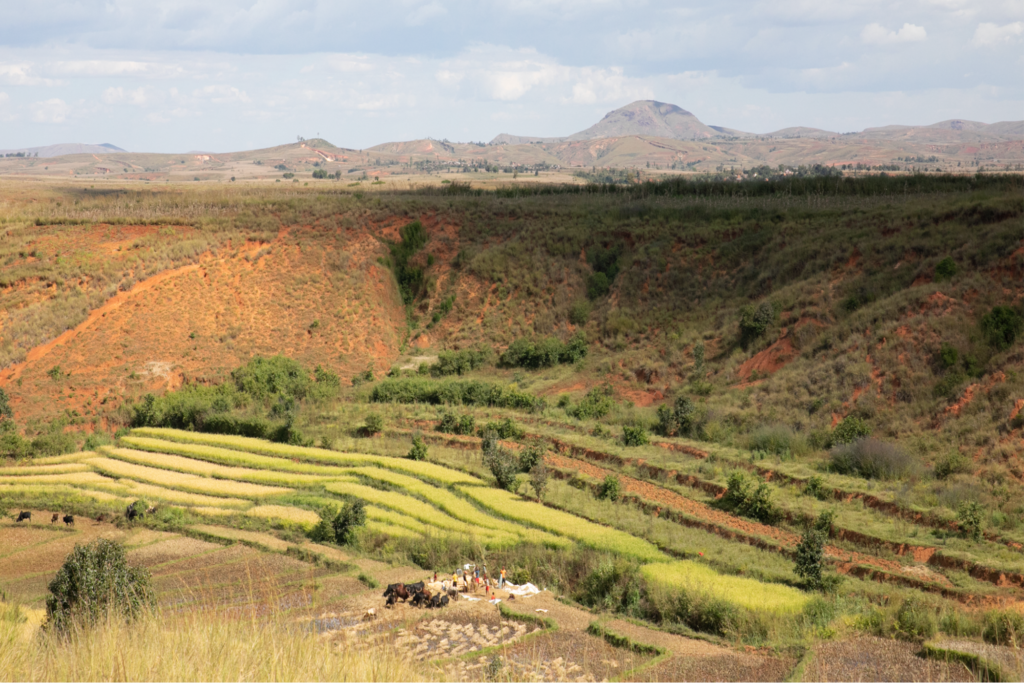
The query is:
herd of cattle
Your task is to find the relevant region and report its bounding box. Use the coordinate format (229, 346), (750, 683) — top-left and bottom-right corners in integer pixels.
(13, 502), (157, 527)
(382, 581), (461, 610)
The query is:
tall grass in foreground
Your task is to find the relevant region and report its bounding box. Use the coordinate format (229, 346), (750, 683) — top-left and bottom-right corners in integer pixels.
(0, 606), (428, 682)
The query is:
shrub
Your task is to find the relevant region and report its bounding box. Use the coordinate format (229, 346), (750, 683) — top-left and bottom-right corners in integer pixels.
(655, 396), (697, 437)
(894, 598), (937, 641)
(479, 417), (525, 441)
(517, 444), (544, 473)
(587, 272), (610, 299)
(956, 501), (983, 541)
(0, 387), (11, 421)
(981, 306), (1023, 350)
(331, 499), (366, 545)
(407, 435), (428, 461)
(934, 451), (972, 479)
(369, 377), (544, 412)
(938, 343), (959, 369)
(430, 347), (490, 377)
(597, 475), (622, 502)
(46, 539), (154, 632)
(387, 220), (428, 305)
(307, 506), (336, 543)
(831, 416), (871, 446)
(982, 609), (1024, 646)
(528, 460), (549, 499)
(794, 528), (825, 590)
(934, 256), (957, 281)
(437, 411), (475, 435)
(498, 331), (587, 369)
(567, 386), (615, 420)
(569, 300), (591, 325)
(362, 414), (384, 436)
(739, 301), (774, 347)
(747, 424), (796, 456)
(622, 425), (649, 447)
(351, 367), (374, 386)
(482, 431), (520, 492)
(804, 475), (831, 501)
(721, 472), (779, 524)
(830, 438), (915, 480)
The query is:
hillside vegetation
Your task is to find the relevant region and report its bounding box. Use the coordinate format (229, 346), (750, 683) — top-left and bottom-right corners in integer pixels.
(1, 174), (1023, 676)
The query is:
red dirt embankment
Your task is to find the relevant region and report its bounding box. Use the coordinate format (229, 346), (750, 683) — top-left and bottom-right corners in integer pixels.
(0, 226), (407, 424)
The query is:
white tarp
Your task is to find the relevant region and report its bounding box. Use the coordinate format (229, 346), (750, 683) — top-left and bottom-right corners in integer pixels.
(503, 582), (542, 597)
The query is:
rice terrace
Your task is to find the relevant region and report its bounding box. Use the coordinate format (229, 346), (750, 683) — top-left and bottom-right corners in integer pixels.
(0, 161), (1021, 682)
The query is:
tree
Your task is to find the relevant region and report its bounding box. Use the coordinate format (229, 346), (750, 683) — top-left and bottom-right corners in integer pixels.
(957, 501), (983, 541)
(597, 475), (621, 501)
(528, 461), (549, 500)
(46, 539), (154, 632)
(407, 435), (428, 461)
(794, 528), (826, 590)
(0, 387), (11, 421)
(482, 430), (520, 492)
(331, 500), (366, 545)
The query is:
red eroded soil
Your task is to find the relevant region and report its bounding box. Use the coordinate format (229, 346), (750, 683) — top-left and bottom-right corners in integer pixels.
(544, 453), (953, 588)
(735, 319), (824, 384)
(0, 226), (407, 424)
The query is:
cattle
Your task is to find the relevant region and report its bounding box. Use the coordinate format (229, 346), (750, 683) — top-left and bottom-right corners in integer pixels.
(126, 502), (143, 522)
(362, 608), (377, 621)
(63, 514), (74, 526)
(405, 581), (425, 594)
(428, 594), (441, 609)
(385, 594), (397, 609)
(16, 511), (30, 523)
(440, 595), (449, 608)
(409, 592), (427, 608)
(382, 583), (411, 602)
(51, 513), (59, 524)
(447, 588), (460, 601)
(96, 513), (108, 523)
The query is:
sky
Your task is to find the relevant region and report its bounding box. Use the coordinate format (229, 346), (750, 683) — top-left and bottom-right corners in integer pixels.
(0, 0), (1021, 152)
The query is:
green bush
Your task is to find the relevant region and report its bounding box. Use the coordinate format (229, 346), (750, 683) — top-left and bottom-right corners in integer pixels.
(437, 411), (475, 435)
(655, 396), (698, 437)
(586, 272), (610, 299)
(622, 425), (649, 447)
(0, 387), (11, 421)
(934, 451), (972, 479)
(934, 256), (958, 281)
(804, 475), (831, 501)
(746, 424), (796, 456)
(363, 413), (384, 435)
(831, 416), (871, 446)
(430, 347), (491, 377)
(567, 386), (615, 420)
(721, 472), (779, 524)
(482, 431), (521, 492)
(569, 300), (591, 325)
(938, 343), (959, 369)
(498, 331), (587, 369)
(597, 475), (622, 502)
(830, 438), (915, 480)
(407, 435), (428, 461)
(982, 609), (1024, 646)
(894, 598), (937, 641)
(956, 501), (983, 541)
(387, 220), (429, 305)
(479, 417), (525, 441)
(794, 528), (826, 590)
(370, 377), (545, 412)
(517, 444), (544, 473)
(45, 539), (154, 633)
(739, 301), (774, 347)
(332, 500), (366, 545)
(981, 306), (1023, 350)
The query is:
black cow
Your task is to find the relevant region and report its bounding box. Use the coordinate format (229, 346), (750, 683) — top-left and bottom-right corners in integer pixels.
(440, 595), (449, 608)
(428, 594), (441, 609)
(385, 594), (397, 609)
(409, 592), (426, 608)
(405, 581), (425, 594)
(16, 511), (30, 523)
(63, 514), (74, 526)
(126, 502), (143, 522)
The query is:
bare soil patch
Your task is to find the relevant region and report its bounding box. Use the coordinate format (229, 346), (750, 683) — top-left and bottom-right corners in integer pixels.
(805, 636), (973, 682)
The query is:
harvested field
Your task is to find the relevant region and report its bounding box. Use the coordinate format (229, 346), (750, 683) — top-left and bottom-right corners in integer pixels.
(805, 637), (973, 682)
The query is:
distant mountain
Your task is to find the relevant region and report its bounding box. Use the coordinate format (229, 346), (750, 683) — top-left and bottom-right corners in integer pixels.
(764, 127), (837, 139)
(568, 101), (721, 141)
(0, 143), (126, 158)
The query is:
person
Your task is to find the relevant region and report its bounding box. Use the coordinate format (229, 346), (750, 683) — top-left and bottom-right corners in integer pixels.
(500, 567), (506, 589)
(452, 571), (458, 589)
(433, 571), (437, 583)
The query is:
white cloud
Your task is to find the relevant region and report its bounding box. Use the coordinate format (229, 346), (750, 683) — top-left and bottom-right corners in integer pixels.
(403, 0), (446, 26)
(31, 98), (70, 123)
(103, 86), (160, 106)
(569, 67), (653, 104)
(52, 60), (152, 76)
(972, 22), (1023, 46)
(0, 63), (63, 86)
(861, 23), (927, 44)
(192, 85), (250, 103)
